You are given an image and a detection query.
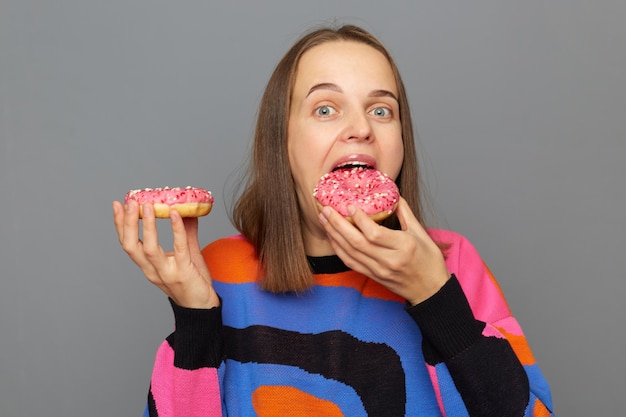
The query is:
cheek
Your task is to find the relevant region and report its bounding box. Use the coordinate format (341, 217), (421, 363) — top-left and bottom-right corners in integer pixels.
(288, 122), (328, 170)
(287, 123), (304, 171)
(287, 131), (315, 190)
(288, 137), (310, 177)
(383, 132), (405, 180)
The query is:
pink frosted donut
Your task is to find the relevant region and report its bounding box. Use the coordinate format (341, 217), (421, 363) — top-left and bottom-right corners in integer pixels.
(124, 186), (214, 218)
(313, 167), (400, 223)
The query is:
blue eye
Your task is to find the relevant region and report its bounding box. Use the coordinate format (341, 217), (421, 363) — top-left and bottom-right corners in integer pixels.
(371, 107), (390, 117)
(315, 105), (336, 117)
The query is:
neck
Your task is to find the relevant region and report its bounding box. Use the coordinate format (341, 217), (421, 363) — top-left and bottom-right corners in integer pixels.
(301, 219), (335, 256)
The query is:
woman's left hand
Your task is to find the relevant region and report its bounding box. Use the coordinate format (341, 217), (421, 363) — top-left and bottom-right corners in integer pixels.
(319, 197), (450, 305)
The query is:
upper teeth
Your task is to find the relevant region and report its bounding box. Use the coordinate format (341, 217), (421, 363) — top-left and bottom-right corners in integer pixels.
(335, 161), (372, 169)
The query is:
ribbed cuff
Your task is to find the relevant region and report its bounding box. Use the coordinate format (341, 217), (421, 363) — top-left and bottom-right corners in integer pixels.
(168, 298), (224, 370)
(405, 275), (485, 361)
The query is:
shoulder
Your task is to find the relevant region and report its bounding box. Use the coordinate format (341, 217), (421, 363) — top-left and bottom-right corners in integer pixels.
(427, 228), (478, 255)
(427, 228), (485, 274)
(428, 229), (512, 320)
(427, 228), (468, 245)
(202, 234), (255, 257)
(201, 235), (259, 283)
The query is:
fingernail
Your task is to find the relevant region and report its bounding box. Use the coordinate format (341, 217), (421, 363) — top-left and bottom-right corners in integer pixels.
(347, 205), (356, 216)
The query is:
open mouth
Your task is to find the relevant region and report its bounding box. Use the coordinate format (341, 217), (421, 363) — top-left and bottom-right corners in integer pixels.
(331, 161), (375, 172)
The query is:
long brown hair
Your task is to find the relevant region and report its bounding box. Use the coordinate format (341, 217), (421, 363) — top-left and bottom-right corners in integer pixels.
(231, 24), (425, 293)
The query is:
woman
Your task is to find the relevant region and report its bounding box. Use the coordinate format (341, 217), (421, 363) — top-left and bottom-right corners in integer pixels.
(113, 24), (554, 416)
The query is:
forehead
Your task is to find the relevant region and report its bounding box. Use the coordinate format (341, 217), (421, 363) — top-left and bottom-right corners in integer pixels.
(293, 40), (397, 93)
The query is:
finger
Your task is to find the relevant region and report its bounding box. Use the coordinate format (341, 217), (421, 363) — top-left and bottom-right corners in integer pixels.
(319, 206), (358, 246)
(325, 226), (386, 282)
(126, 203), (165, 281)
(317, 212), (365, 269)
(182, 216), (200, 252)
(320, 206), (387, 264)
(117, 201), (161, 277)
(121, 200), (141, 251)
(395, 198), (437, 246)
(183, 216), (212, 278)
(349, 205), (396, 249)
(395, 197), (423, 234)
(323, 206), (421, 288)
(112, 201), (126, 245)
(170, 210), (192, 267)
(141, 203), (165, 260)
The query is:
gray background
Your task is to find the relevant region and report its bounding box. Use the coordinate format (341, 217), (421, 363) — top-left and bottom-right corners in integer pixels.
(1, 1), (624, 416)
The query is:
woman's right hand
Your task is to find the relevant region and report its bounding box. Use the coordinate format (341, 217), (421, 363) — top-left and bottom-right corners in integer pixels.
(112, 200), (220, 309)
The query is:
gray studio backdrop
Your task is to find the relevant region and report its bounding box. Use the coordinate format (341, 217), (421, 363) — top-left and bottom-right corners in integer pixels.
(1, 1), (624, 416)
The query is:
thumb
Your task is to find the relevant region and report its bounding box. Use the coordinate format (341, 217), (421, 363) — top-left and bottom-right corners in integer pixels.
(395, 197), (419, 232)
(395, 197), (434, 244)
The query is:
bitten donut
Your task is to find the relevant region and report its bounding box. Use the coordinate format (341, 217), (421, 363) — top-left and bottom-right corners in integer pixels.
(313, 167), (400, 223)
(124, 186), (214, 218)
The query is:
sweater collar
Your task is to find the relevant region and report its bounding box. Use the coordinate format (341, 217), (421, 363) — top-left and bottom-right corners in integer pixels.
(306, 255), (351, 274)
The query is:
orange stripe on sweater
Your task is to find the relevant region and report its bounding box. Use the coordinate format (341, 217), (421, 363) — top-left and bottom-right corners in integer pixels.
(203, 236), (404, 302)
(315, 272), (404, 302)
(202, 237), (259, 284)
(252, 386), (344, 417)
(494, 326), (537, 366)
(533, 398), (552, 417)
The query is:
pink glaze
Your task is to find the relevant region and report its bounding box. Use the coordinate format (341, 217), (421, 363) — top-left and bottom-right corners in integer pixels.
(124, 186), (213, 206)
(313, 167), (399, 216)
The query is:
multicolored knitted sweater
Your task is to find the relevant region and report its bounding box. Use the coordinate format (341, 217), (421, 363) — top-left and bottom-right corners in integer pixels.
(143, 229), (554, 416)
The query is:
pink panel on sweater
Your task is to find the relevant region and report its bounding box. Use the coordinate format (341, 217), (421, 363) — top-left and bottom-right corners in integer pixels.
(429, 229), (512, 323)
(151, 340), (222, 417)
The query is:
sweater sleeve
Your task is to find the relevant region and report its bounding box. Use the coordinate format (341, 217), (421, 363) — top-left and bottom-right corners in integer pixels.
(144, 299), (224, 417)
(406, 230), (555, 417)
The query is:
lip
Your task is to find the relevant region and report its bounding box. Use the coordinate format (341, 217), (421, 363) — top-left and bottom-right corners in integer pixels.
(330, 154), (377, 171)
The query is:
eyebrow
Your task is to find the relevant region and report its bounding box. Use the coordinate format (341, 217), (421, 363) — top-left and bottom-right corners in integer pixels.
(306, 83), (341, 97)
(306, 83), (398, 101)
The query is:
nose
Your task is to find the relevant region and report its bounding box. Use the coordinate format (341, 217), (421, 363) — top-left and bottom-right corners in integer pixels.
(344, 111), (372, 142)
